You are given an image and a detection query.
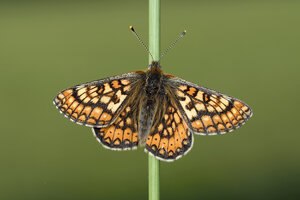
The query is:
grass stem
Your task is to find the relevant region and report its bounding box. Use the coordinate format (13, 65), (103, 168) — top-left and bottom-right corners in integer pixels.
(148, 0), (160, 200)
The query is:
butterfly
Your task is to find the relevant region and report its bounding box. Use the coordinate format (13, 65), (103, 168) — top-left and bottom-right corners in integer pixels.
(53, 27), (252, 162)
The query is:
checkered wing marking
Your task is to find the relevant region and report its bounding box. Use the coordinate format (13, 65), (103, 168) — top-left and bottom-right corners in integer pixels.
(145, 98), (193, 161)
(169, 77), (252, 135)
(93, 101), (139, 150)
(53, 72), (141, 128)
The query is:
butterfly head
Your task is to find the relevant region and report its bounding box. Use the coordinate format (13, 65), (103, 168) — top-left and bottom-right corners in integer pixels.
(148, 61), (160, 69)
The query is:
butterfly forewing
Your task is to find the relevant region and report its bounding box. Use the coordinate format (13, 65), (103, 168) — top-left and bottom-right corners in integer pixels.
(168, 77), (253, 135)
(53, 72), (141, 127)
(145, 97), (193, 161)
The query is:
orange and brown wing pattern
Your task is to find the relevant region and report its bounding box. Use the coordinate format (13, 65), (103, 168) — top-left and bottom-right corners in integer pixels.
(145, 99), (193, 161)
(169, 77), (252, 135)
(53, 72), (141, 127)
(93, 101), (139, 150)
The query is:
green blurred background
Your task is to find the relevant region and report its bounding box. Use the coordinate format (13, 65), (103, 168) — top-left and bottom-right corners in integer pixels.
(1, 0), (299, 199)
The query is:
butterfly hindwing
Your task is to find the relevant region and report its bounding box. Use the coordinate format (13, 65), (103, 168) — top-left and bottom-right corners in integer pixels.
(53, 72), (141, 127)
(169, 77), (252, 135)
(92, 100), (140, 150)
(145, 97), (193, 161)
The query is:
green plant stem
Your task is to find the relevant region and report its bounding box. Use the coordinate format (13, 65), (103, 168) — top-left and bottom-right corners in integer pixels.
(148, 1), (160, 200)
(148, 155), (160, 200)
(149, 0), (160, 61)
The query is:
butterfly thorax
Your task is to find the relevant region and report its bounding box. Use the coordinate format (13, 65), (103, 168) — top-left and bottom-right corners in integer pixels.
(144, 66), (164, 98)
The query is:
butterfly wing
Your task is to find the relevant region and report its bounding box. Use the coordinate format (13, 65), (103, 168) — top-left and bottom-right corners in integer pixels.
(145, 96), (193, 161)
(92, 99), (140, 150)
(168, 77), (252, 135)
(53, 72), (142, 127)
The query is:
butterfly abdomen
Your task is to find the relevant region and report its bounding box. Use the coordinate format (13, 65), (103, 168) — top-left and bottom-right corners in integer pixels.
(138, 99), (156, 145)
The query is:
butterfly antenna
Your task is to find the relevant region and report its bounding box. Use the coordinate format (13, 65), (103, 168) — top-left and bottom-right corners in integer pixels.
(158, 30), (186, 63)
(130, 26), (154, 61)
